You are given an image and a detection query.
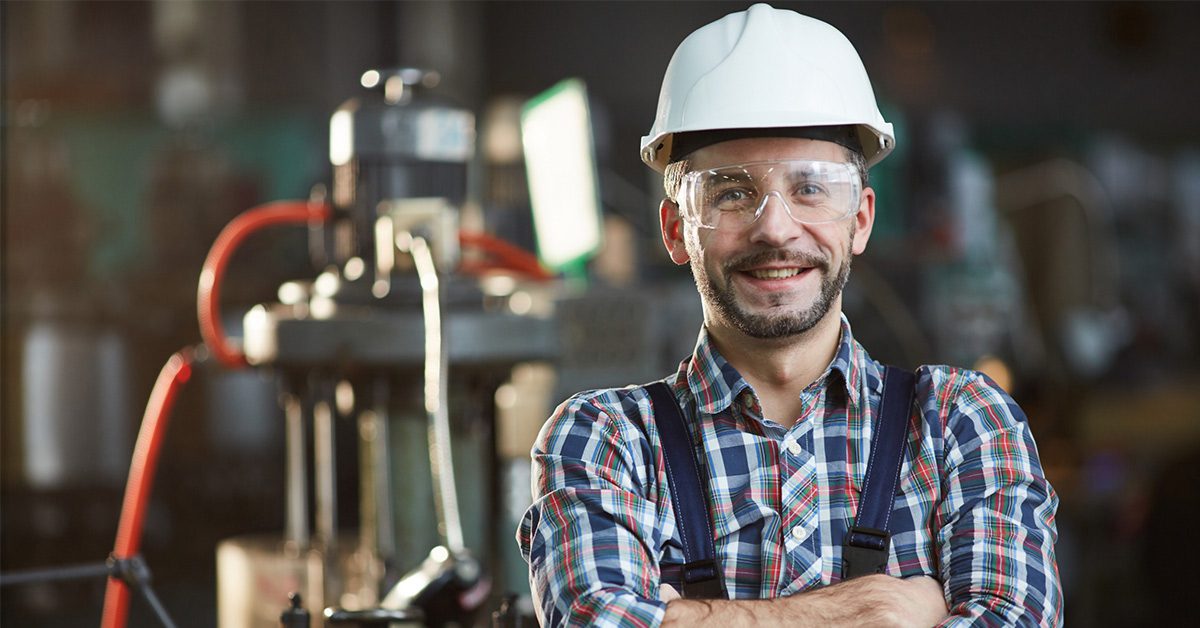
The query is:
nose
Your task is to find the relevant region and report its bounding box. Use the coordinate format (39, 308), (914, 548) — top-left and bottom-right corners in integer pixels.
(747, 191), (804, 246)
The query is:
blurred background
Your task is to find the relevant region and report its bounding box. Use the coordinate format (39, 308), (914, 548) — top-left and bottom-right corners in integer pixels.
(2, 1), (1198, 626)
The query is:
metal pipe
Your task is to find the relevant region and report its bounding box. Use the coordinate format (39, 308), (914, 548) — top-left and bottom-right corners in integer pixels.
(314, 398), (338, 550)
(283, 393), (310, 548)
(359, 405), (379, 561)
(371, 375), (396, 562)
(0, 562), (110, 587)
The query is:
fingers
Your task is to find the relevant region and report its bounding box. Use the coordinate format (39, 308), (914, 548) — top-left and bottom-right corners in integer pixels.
(660, 583), (682, 601)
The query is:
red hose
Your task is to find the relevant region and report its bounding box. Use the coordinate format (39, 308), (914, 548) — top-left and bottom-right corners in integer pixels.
(198, 200), (332, 369)
(458, 231), (553, 281)
(100, 200), (330, 628)
(101, 204), (527, 627)
(101, 349), (194, 628)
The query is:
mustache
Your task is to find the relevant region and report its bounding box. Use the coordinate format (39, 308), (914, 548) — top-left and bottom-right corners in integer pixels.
(723, 248), (830, 273)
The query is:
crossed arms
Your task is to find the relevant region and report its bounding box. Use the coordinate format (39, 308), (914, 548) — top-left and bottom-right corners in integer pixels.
(518, 371), (1062, 627)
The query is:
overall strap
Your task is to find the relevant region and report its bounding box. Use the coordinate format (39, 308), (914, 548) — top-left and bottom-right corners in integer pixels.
(640, 382), (726, 599)
(843, 366), (917, 579)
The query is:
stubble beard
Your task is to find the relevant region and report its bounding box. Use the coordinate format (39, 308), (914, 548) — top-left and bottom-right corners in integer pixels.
(693, 242), (853, 340)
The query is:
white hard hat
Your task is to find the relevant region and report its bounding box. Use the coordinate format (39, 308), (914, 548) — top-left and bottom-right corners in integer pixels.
(640, 3), (895, 173)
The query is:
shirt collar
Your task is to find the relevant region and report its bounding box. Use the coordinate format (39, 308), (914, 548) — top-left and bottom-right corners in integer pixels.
(684, 314), (866, 416)
(684, 327), (751, 415)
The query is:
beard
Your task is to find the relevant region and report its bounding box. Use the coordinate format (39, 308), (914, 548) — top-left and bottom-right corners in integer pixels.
(693, 243), (853, 340)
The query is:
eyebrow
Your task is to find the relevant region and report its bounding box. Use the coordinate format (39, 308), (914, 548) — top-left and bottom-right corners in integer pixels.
(702, 170), (754, 186)
(782, 164), (819, 181)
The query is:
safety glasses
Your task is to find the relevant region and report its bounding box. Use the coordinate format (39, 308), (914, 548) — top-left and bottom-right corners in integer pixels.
(677, 159), (862, 231)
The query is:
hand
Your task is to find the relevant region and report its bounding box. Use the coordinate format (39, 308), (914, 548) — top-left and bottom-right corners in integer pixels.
(660, 583), (681, 601)
(775, 574), (947, 628)
(663, 574), (948, 627)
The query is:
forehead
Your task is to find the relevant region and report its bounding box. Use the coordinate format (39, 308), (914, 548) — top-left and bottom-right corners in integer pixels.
(688, 137), (847, 170)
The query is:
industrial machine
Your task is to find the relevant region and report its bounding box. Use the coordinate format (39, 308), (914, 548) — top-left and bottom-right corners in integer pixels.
(0, 67), (559, 628)
(213, 68), (557, 627)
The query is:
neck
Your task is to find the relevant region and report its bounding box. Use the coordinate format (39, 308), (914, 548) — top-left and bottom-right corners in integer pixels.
(705, 305), (843, 427)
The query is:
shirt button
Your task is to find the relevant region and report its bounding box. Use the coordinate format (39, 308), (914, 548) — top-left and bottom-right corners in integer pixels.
(791, 526), (804, 540)
(787, 441), (803, 456)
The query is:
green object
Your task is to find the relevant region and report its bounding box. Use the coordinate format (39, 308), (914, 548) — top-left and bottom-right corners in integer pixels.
(521, 79), (604, 274)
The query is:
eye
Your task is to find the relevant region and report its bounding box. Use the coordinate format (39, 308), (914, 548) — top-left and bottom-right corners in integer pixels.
(716, 188), (751, 204)
(796, 182), (825, 196)
(705, 184), (756, 211)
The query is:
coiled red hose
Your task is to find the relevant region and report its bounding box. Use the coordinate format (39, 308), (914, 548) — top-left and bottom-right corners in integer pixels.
(101, 349), (193, 628)
(198, 200), (333, 369)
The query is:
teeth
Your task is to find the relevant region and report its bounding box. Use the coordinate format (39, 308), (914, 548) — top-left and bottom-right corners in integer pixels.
(748, 268), (803, 279)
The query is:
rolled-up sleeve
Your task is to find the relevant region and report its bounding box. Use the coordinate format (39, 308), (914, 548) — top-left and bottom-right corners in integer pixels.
(517, 393), (671, 627)
(935, 372), (1063, 627)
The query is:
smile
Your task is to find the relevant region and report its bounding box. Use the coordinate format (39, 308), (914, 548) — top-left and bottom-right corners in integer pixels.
(746, 267), (808, 280)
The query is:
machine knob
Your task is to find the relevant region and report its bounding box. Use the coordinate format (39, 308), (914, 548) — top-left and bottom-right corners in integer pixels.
(280, 592), (310, 628)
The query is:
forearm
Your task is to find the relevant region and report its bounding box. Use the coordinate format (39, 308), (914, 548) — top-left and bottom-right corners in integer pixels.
(663, 575), (948, 628)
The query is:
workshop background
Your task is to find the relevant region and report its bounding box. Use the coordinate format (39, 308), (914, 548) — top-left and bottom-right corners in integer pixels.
(3, 1), (1199, 626)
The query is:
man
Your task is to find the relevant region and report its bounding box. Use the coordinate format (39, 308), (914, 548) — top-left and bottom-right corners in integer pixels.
(518, 4), (1061, 626)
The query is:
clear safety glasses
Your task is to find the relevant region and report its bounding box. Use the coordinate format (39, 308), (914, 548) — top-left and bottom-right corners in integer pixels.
(677, 160), (862, 231)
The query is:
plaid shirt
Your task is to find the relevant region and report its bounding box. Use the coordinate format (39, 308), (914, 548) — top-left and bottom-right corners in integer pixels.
(518, 316), (1061, 627)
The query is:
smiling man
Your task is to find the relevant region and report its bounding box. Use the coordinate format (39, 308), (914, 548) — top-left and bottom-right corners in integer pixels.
(518, 4), (1061, 627)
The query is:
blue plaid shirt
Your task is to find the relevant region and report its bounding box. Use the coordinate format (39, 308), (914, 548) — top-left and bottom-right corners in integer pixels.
(518, 316), (1061, 626)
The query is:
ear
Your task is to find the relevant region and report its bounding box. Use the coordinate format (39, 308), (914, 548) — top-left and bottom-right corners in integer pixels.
(660, 198), (690, 265)
(851, 186), (876, 255)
